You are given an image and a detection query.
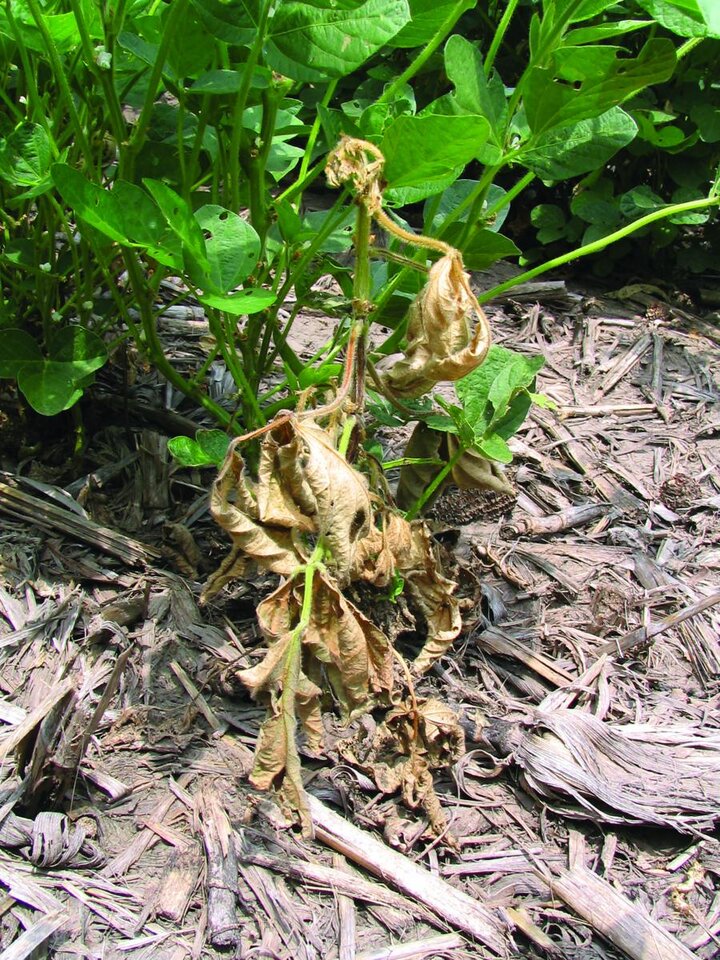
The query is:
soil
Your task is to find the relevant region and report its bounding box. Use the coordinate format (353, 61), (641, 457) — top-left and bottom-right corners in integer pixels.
(1, 269), (719, 960)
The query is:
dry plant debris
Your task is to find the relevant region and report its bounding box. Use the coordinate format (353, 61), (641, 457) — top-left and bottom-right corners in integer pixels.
(2, 242), (720, 958)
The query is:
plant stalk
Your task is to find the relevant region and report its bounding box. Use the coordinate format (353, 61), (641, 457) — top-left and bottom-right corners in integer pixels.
(479, 195), (720, 304)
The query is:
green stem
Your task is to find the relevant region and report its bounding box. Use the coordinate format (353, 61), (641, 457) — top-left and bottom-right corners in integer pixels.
(123, 252), (233, 428)
(484, 0), (520, 76)
(294, 80), (337, 198)
(69, 0), (127, 163)
(248, 88), (279, 253)
(24, 0), (94, 166)
(352, 201), (373, 409)
(677, 37), (703, 60)
(337, 416), (356, 460)
(405, 443), (464, 521)
(378, 0), (471, 105)
(275, 158), (326, 205)
(479, 195), (720, 304)
(485, 169), (535, 223)
(126, 0), (190, 173)
(228, 0), (273, 211)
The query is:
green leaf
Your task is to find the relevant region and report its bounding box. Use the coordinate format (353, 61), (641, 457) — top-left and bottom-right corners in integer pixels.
(17, 365), (83, 416)
(565, 19), (653, 45)
(0, 329), (42, 377)
(478, 433), (513, 464)
(0, 122), (54, 197)
(52, 165), (181, 267)
(442, 225), (520, 270)
(520, 107), (637, 180)
(52, 164), (129, 244)
(636, 0), (720, 38)
(188, 67), (270, 96)
(443, 35), (508, 143)
(189, 0), (256, 44)
(195, 205), (261, 291)
(2, 326), (107, 416)
(619, 185), (665, 219)
(143, 178), (212, 289)
(385, 169), (462, 206)
(488, 354), (545, 422)
(47, 326), (107, 375)
(456, 345), (516, 426)
(529, 392), (557, 410)
(524, 39), (676, 135)
(381, 114), (490, 188)
(198, 289), (276, 315)
(424, 413), (457, 432)
(266, 0), (411, 81)
(491, 391), (532, 440)
(298, 362), (343, 388)
(168, 430), (229, 468)
(531, 204), (568, 243)
(389, 0), (474, 48)
(0, 6), (96, 54)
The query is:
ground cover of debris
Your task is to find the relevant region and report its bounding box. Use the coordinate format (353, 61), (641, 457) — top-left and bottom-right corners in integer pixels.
(1, 273), (719, 960)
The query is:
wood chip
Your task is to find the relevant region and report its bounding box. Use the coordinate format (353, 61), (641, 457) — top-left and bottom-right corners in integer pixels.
(548, 865), (695, 960)
(309, 796), (507, 955)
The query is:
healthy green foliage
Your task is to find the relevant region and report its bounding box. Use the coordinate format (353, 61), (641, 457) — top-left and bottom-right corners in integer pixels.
(1, 0), (718, 442)
(168, 430), (230, 468)
(429, 346), (551, 464)
(0, 326), (107, 415)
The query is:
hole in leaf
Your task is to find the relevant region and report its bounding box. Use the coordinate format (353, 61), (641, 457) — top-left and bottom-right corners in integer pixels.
(203, 230), (212, 240)
(219, 211), (229, 221)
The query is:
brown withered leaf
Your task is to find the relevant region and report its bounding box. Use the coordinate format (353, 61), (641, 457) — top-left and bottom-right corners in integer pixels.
(251, 574), (394, 721)
(393, 522), (462, 674)
(263, 418), (372, 579)
(351, 511), (411, 588)
(202, 450), (301, 601)
(303, 572), (394, 719)
(340, 697), (465, 835)
(237, 569), (395, 829)
(381, 252), (490, 398)
(350, 505), (462, 673)
(238, 586), (323, 833)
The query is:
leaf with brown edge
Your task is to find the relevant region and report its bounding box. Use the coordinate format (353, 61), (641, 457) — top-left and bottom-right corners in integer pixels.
(448, 435), (515, 496)
(264, 417), (373, 580)
(396, 422), (447, 513)
(202, 451), (301, 602)
(381, 252), (490, 398)
(396, 423), (515, 514)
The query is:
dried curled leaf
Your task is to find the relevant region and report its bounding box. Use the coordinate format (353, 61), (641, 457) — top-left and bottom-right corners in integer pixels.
(204, 415), (373, 598)
(340, 697), (465, 835)
(396, 422), (514, 513)
(381, 252), (490, 399)
(202, 450), (301, 601)
(351, 508), (462, 674)
(264, 418), (372, 580)
(236, 567), (395, 830)
(393, 521), (462, 674)
(325, 135), (385, 213)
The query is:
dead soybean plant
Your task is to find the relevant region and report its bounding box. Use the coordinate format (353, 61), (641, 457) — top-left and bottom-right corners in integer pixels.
(204, 138), (496, 834)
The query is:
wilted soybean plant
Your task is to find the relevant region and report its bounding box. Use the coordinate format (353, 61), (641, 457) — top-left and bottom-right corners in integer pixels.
(203, 138), (550, 833)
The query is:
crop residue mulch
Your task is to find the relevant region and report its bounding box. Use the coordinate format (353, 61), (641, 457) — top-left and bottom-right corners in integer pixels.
(1, 277), (719, 960)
